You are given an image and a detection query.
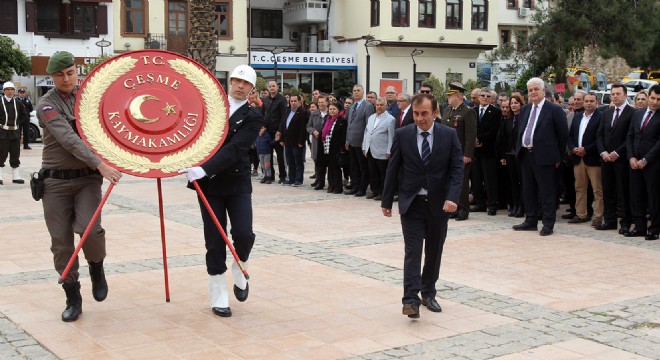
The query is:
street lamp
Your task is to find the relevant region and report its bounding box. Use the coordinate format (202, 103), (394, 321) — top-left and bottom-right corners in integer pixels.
(270, 47), (285, 86)
(411, 49), (424, 93)
(364, 37), (381, 93)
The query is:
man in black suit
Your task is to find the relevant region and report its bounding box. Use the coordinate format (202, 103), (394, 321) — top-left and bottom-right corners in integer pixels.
(513, 78), (569, 236)
(262, 81), (288, 183)
(596, 83), (634, 233)
(471, 88), (502, 215)
(567, 93), (604, 227)
(395, 93), (414, 128)
(179, 64), (264, 317)
(278, 94), (309, 186)
(626, 84), (660, 241)
(344, 85), (375, 196)
(381, 94), (463, 319)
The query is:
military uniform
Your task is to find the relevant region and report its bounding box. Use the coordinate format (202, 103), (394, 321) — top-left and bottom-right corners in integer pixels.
(0, 89), (29, 184)
(441, 102), (477, 218)
(36, 51), (113, 322)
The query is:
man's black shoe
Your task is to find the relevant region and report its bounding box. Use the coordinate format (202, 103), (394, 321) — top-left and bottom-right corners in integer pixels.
(567, 216), (588, 224)
(449, 212), (458, 219)
(314, 185), (324, 190)
(277, 179), (285, 184)
(212, 307), (232, 317)
(619, 226), (630, 235)
(354, 191), (366, 197)
(366, 192), (375, 199)
(24, 146), (32, 150)
(487, 209), (496, 216)
(625, 229), (646, 237)
(421, 297), (442, 312)
(455, 214), (469, 221)
(310, 174), (316, 179)
(470, 207), (486, 212)
(233, 283), (249, 302)
(513, 222), (537, 231)
(540, 226), (554, 236)
(402, 304), (420, 318)
(561, 213), (576, 220)
(343, 189), (357, 195)
(595, 223), (617, 230)
(645, 233), (658, 241)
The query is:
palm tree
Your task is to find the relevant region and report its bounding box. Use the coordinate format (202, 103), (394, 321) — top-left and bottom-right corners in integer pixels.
(188, 0), (218, 73)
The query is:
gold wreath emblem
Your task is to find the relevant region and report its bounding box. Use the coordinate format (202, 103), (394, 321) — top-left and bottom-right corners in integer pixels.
(78, 57), (227, 174)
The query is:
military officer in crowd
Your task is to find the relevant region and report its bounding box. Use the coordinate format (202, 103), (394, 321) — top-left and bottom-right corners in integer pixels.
(0, 81), (29, 185)
(440, 82), (477, 221)
(36, 51), (122, 322)
(18, 88), (34, 150)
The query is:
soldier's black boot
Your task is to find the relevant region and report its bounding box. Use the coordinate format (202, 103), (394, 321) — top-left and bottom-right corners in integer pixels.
(61, 281), (82, 322)
(88, 260), (108, 302)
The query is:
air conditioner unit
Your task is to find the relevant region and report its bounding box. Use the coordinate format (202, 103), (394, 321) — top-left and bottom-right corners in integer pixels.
(518, 7), (532, 17)
(319, 40), (330, 53)
(290, 31), (299, 41)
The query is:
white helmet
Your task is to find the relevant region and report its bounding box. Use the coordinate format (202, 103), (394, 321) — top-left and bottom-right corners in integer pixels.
(3, 82), (15, 90)
(229, 65), (257, 88)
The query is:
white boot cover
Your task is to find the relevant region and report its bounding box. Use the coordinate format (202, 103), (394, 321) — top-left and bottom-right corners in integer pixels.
(12, 167), (23, 181)
(232, 261), (248, 290)
(208, 274), (229, 308)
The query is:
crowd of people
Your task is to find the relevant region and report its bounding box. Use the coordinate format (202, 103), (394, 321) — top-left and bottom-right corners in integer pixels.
(249, 78), (659, 241)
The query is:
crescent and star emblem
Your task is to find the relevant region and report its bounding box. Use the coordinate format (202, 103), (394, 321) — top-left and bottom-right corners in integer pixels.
(128, 96), (177, 124)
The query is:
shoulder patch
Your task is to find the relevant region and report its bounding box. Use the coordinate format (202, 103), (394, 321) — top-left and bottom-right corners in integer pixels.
(44, 111), (58, 121)
(41, 105), (53, 112)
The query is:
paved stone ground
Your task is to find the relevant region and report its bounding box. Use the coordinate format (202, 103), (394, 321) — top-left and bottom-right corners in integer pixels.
(0, 145), (659, 359)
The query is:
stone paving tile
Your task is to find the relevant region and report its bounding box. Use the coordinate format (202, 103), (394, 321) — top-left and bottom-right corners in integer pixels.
(1, 145), (660, 359)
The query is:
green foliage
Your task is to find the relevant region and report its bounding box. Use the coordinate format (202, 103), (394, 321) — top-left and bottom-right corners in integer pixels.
(514, 67), (535, 93)
(255, 76), (267, 92)
(422, 75), (446, 105)
(283, 87), (310, 105)
(82, 54), (113, 75)
(463, 79), (483, 96)
(0, 36), (31, 81)
(528, 0), (659, 76)
(333, 70), (355, 98)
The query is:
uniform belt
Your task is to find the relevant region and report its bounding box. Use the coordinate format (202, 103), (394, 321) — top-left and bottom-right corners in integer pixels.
(416, 195), (429, 201)
(523, 147), (533, 152)
(42, 168), (99, 179)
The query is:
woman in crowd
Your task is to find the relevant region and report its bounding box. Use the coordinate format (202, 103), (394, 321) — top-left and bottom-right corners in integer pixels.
(321, 102), (347, 194)
(499, 94), (525, 218)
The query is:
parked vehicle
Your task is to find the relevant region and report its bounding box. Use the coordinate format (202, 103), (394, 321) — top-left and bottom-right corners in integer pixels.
(622, 79), (658, 93)
(28, 110), (43, 143)
(622, 69), (660, 82)
(547, 67), (596, 88)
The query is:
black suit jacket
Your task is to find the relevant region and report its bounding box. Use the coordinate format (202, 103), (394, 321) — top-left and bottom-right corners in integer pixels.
(198, 102), (264, 196)
(627, 108), (660, 163)
(516, 100), (569, 166)
(597, 104), (634, 159)
(279, 107), (309, 147)
(395, 107), (414, 129)
(497, 114), (518, 158)
(474, 104), (502, 157)
(568, 109), (603, 166)
(381, 122), (464, 217)
(262, 93), (288, 134)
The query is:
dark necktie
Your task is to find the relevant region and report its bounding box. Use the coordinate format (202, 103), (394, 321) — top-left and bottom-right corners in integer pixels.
(612, 108), (620, 128)
(641, 111), (653, 132)
(479, 107), (485, 124)
(421, 131), (430, 167)
(523, 105), (538, 147)
(399, 112), (404, 127)
(351, 102), (359, 121)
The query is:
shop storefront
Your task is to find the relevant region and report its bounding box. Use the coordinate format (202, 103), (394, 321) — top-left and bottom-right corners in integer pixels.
(249, 51), (357, 94)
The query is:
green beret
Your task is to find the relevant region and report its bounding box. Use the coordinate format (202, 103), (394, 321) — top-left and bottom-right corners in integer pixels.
(46, 51), (75, 74)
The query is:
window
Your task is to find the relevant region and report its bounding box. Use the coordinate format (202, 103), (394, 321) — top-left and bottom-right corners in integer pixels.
(507, 0), (517, 8)
(0, 0), (18, 34)
(500, 29), (510, 46)
(251, 9), (282, 38)
(522, 0), (534, 9)
(382, 72), (399, 79)
(516, 30), (528, 51)
(471, 0), (487, 30)
(418, 0), (435, 28)
(371, 0), (380, 27)
(446, 0), (462, 29)
(122, 0), (147, 36)
(27, 1), (107, 39)
(168, 2), (186, 36)
(391, 0), (409, 27)
(74, 4), (96, 34)
(216, 71), (228, 90)
(214, 1), (232, 39)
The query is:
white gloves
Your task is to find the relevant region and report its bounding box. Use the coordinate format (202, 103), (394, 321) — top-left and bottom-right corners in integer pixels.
(178, 167), (207, 182)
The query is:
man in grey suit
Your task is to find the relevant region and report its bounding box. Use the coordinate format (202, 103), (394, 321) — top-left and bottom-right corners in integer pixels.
(381, 93), (463, 319)
(307, 94), (329, 189)
(362, 97), (395, 200)
(344, 84), (375, 197)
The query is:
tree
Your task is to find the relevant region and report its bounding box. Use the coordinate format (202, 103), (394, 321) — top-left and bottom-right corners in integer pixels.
(333, 70), (355, 99)
(188, 0), (218, 73)
(528, 0), (659, 81)
(422, 75), (446, 105)
(0, 36), (30, 82)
